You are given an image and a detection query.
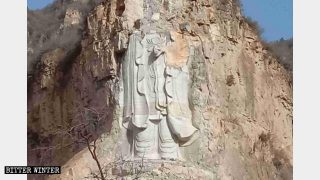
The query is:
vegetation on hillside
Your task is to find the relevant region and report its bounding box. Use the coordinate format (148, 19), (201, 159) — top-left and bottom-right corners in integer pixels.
(27, 0), (103, 75)
(27, 0), (292, 74)
(243, 16), (292, 71)
(268, 38), (293, 71)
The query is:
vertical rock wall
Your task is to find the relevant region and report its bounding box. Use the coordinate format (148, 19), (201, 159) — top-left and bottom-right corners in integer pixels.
(28, 0), (292, 179)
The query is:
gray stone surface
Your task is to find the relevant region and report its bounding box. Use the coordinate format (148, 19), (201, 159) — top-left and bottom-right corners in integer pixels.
(120, 31), (199, 160)
(27, 1), (292, 180)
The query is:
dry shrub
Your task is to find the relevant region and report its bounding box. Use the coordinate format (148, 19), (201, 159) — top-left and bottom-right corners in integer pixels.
(244, 16), (264, 37)
(268, 38), (293, 71)
(27, 0), (104, 75)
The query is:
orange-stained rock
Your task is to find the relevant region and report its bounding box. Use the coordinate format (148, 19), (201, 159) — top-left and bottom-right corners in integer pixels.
(165, 32), (189, 68)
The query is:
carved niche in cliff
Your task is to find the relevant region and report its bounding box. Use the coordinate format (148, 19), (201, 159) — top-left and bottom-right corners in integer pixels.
(121, 31), (198, 160)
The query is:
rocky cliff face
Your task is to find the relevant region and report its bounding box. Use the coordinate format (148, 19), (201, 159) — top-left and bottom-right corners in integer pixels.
(27, 0), (293, 179)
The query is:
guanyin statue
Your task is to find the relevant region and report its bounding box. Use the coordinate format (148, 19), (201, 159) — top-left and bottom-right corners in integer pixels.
(121, 31), (198, 160)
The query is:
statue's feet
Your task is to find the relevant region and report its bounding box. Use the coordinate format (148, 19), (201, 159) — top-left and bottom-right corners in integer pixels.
(161, 157), (176, 161)
(160, 152), (178, 161)
(135, 152), (162, 160)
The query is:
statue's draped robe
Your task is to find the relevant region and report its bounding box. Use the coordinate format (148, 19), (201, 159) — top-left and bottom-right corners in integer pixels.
(122, 33), (198, 149)
(122, 34), (149, 129)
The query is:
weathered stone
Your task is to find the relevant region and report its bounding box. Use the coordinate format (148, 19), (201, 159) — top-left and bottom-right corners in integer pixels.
(28, 1), (292, 180)
(165, 32), (189, 68)
(114, 32), (128, 52)
(122, 0), (144, 29)
(39, 49), (65, 89)
(151, 13), (160, 21)
(120, 32), (198, 160)
(63, 8), (81, 27)
(179, 22), (192, 33)
(203, 39), (214, 59)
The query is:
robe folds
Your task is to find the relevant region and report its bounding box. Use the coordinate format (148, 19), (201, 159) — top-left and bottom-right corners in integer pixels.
(122, 32), (199, 146)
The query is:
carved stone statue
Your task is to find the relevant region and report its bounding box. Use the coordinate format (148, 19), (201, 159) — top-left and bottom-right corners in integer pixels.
(121, 31), (198, 160)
